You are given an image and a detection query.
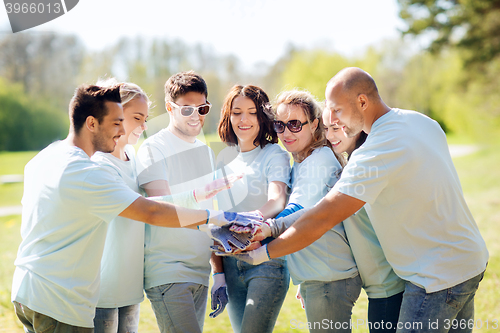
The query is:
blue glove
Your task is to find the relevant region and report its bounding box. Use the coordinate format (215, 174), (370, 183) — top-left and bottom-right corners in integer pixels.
(212, 244), (271, 265)
(209, 273), (228, 318)
(199, 224), (253, 253)
(206, 210), (263, 227)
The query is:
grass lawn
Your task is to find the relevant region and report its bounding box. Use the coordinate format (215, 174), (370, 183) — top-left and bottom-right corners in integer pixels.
(0, 143), (498, 332)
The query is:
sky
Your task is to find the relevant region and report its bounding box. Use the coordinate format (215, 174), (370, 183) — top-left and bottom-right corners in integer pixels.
(0, 0), (407, 69)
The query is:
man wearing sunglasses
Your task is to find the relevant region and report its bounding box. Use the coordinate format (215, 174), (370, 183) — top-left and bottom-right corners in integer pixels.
(136, 71), (219, 333)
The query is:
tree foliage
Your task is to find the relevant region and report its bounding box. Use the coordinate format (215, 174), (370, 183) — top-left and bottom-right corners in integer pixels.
(398, 0), (500, 67)
(0, 78), (68, 151)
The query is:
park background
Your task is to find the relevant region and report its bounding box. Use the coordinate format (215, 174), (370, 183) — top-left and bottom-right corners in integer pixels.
(1, 0), (499, 331)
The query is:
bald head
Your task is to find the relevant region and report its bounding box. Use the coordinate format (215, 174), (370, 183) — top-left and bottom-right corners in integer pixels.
(327, 67), (379, 100)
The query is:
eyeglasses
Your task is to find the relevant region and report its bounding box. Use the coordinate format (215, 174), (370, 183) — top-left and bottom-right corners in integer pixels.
(170, 101), (212, 117)
(273, 119), (309, 134)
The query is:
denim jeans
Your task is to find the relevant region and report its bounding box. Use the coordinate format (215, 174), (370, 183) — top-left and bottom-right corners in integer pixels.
(368, 292), (404, 333)
(223, 256), (290, 333)
(396, 271), (485, 333)
(14, 301), (93, 333)
(145, 282), (208, 333)
(300, 274), (363, 333)
(94, 304), (140, 333)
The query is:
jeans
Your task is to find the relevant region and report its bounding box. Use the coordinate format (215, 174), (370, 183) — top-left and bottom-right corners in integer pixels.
(368, 292), (404, 333)
(94, 304), (140, 333)
(223, 256), (290, 333)
(145, 282), (208, 333)
(13, 301), (93, 333)
(300, 274), (363, 333)
(396, 271), (485, 333)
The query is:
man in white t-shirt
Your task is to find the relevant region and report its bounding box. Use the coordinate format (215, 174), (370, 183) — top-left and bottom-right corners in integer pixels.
(11, 84), (249, 333)
(237, 67), (489, 333)
(135, 71), (221, 333)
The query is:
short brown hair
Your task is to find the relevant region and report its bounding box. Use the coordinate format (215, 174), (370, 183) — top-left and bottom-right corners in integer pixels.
(69, 84), (121, 134)
(218, 85), (277, 148)
(164, 71), (207, 103)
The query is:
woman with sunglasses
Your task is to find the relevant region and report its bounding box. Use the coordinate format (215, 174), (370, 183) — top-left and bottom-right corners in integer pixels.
(324, 121), (404, 333)
(216, 85), (291, 333)
(272, 89), (361, 333)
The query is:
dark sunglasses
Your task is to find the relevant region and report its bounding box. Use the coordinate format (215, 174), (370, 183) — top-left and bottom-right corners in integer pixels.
(170, 101), (211, 117)
(273, 119), (309, 133)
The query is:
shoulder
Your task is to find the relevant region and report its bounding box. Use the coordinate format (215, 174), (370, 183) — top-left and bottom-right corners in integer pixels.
(262, 144), (290, 163)
(306, 147), (340, 167)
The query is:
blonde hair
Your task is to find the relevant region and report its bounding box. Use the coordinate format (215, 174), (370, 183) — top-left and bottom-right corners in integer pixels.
(273, 89), (327, 163)
(96, 77), (151, 108)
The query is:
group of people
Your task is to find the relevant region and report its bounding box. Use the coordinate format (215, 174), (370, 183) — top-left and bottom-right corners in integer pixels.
(11, 68), (488, 333)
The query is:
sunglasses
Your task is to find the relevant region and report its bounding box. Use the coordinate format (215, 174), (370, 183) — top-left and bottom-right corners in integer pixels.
(273, 119), (309, 134)
(170, 101), (212, 117)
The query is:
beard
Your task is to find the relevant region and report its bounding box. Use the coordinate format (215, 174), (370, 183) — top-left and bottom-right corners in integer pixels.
(92, 131), (115, 154)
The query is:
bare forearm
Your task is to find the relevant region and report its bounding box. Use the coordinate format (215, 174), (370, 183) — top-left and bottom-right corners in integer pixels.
(266, 191), (365, 258)
(120, 197), (207, 228)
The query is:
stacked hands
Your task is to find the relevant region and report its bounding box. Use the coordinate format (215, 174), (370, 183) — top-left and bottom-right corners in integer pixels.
(201, 210), (280, 266)
(200, 210), (267, 254)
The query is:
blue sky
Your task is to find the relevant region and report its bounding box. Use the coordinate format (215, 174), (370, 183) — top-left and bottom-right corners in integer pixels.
(1, 0), (407, 68)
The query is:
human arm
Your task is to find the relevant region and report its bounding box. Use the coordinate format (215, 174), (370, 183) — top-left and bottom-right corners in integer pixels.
(266, 191), (365, 258)
(209, 253), (227, 318)
(119, 196), (207, 227)
(257, 180), (288, 219)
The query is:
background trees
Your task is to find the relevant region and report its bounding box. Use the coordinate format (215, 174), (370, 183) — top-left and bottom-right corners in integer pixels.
(1, 0), (499, 150)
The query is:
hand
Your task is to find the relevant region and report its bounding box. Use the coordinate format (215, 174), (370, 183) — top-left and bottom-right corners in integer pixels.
(212, 244), (270, 265)
(199, 224), (253, 253)
(207, 210), (264, 227)
(194, 173), (243, 202)
(210, 273), (228, 318)
(251, 221), (272, 242)
(296, 285), (305, 309)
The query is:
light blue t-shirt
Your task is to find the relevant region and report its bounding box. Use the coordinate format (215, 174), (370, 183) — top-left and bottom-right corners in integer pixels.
(334, 109), (489, 292)
(285, 147), (358, 285)
(136, 129), (214, 289)
(343, 208), (405, 298)
(216, 144), (290, 212)
(12, 141), (140, 327)
(92, 145), (145, 308)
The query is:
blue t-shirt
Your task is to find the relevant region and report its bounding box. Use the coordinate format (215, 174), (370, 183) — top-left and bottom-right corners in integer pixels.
(286, 147), (358, 285)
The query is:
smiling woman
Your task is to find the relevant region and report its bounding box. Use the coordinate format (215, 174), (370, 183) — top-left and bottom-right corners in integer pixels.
(91, 78), (151, 333)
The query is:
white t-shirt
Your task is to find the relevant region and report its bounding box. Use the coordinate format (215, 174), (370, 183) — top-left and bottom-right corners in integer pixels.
(12, 141), (140, 327)
(343, 207), (405, 298)
(216, 144), (290, 212)
(92, 145), (145, 308)
(286, 147), (358, 285)
(136, 129), (214, 289)
(334, 109), (489, 292)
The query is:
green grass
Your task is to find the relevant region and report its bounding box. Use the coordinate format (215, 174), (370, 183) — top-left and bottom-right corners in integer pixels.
(1, 144), (499, 332)
(0, 151), (37, 208)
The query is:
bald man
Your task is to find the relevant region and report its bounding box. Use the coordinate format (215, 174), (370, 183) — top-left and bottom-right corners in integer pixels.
(228, 68), (489, 333)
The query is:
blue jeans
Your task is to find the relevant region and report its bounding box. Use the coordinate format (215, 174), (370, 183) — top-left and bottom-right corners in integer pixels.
(94, 304), (140, 333)
(368, 292), (404, 333)
(13, 301), (93, 333)
(300, 274), (363, 333)
(396, 271), (485, 333)
(223, 256), (290, 333)
(145, 282), (208, 333)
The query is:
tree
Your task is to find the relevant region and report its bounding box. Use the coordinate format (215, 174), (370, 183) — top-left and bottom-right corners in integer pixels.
(398, 0), (500, 67)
